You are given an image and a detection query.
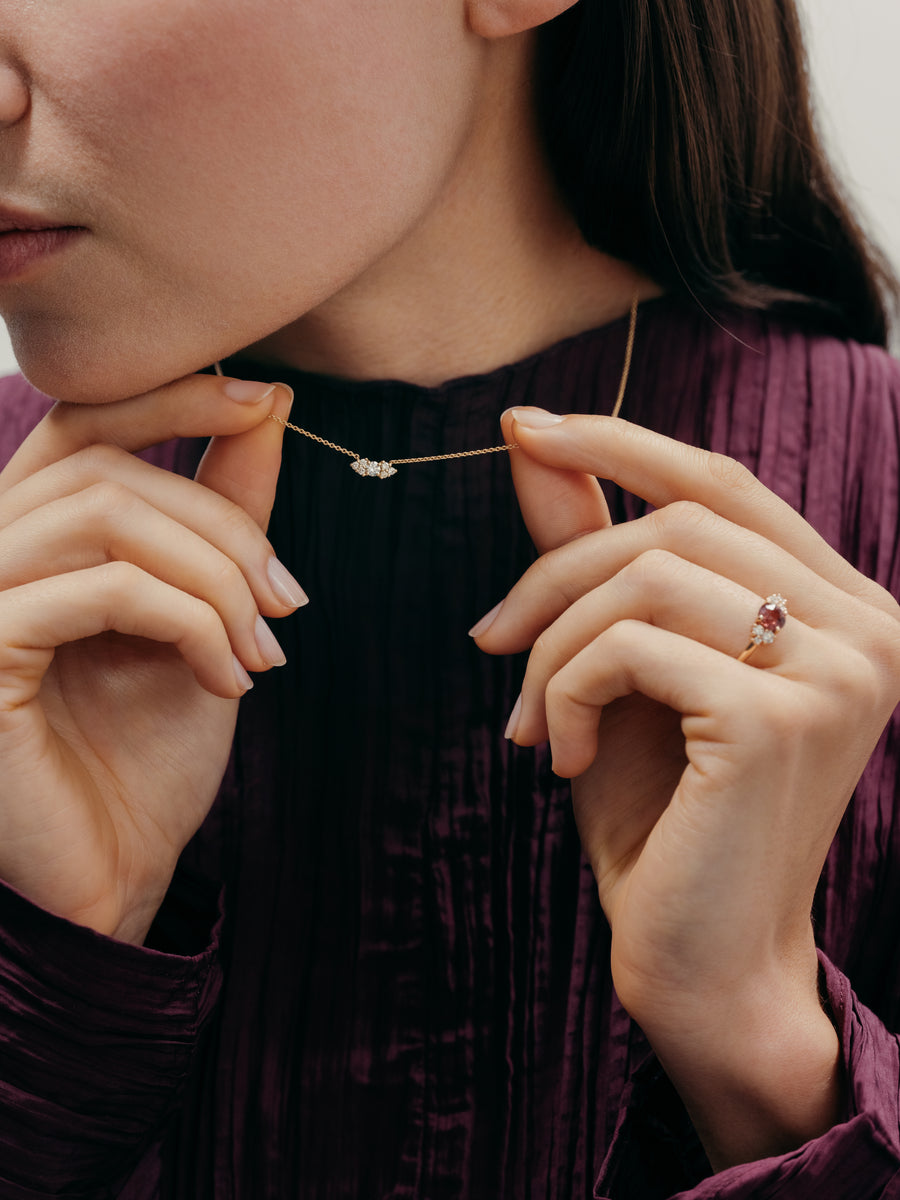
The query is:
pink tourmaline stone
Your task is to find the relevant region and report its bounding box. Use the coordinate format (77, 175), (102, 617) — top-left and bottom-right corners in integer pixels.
(756, 598), (787, 633)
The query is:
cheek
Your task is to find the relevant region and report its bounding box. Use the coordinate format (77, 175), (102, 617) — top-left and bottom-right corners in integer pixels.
(11, 2), (484, 402)
(91, 2), (485, 289)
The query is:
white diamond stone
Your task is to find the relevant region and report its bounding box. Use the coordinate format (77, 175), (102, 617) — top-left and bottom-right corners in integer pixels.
(350, 457), (397, 479)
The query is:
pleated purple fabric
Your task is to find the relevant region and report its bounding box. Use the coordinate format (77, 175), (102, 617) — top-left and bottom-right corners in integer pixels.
(1, 296), (900, 1199)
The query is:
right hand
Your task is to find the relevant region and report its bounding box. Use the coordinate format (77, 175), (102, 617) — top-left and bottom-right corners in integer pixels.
(0, 373), (301, 944)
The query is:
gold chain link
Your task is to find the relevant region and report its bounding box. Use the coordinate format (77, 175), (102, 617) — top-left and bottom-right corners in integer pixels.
(391, 443), (518, 464)
(269, 425), (359, 460)
(266, 419), (518, 464)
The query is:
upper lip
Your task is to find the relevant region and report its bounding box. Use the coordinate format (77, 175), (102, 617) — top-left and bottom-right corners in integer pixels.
(0, 204), (79, 233)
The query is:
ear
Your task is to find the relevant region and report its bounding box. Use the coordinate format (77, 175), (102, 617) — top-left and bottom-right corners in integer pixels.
(467, 0), (580, 39)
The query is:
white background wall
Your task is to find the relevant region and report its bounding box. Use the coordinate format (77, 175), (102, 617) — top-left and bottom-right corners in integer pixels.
(1, 0), (899, 379)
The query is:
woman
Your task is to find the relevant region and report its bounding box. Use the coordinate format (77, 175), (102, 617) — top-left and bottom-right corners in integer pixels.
(0, 1), (898, 1196)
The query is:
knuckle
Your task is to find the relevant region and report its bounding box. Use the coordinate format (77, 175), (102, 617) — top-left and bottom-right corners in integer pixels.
(622, 546), (680, 586)
(869, 592), (900, 639)
(842, 596), (900, 679)
(74, 442), (130, 479)
(190, 596), (225, 641)
(544, 670), (571, 711)
(844, 575), (900, 623)
(531, 550), (582, 610)
(216, 500), (257, 544)
(853, 641), (900, 711)
(208, 554), (249, 604)
(168, 589), (222, 648)
(706, 450), (754, 491)
(852, 658), (887, 714)
(80, 479), (138, 520)
(603, 618), (642, 653)
(655, 498), (718, 538)
(97, 558), (144, 598)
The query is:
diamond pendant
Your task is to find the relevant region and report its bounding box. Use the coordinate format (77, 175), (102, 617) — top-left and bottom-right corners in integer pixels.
(351, 457), (397, 479)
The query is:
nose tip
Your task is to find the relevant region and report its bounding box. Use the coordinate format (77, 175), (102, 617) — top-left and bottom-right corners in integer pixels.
(0, 64), (28, 128)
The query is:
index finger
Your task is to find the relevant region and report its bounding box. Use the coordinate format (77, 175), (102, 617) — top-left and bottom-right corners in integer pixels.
(509, 409), (885, 607)
(500, 407), (612, 554)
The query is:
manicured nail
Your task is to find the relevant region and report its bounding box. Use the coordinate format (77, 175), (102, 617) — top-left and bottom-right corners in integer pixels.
(233, 654), (254, 693)
(468, 600), (504, 638)
(510, 407), (566, 429)
(272, 382), (294, 411)
(504, 694), (523, 741)
(254, 615), (287, 667)
(223, 379), (277, 404)
(267, 557), (309, 608)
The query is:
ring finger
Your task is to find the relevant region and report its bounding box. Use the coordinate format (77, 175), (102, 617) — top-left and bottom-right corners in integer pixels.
(477, 503), (877, 657)
(514, 549), (821, 746)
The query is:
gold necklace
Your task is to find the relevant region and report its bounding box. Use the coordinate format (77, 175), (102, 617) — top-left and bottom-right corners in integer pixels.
(215, 293), (639, 481)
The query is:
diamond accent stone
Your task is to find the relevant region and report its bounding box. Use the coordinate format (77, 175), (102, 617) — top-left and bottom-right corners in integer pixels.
(351, 458), (397, 479)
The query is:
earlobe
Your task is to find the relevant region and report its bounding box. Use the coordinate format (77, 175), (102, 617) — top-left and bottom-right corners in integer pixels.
(466, 0), (580, 40)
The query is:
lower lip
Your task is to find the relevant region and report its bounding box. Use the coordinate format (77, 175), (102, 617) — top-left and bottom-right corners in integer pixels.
(0, 227), (86, 281)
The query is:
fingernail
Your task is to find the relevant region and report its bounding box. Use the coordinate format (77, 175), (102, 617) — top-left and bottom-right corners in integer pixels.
(272, 382), (294, 413)
(510, 407), (566, 429)
(468, 600), (504, 638)
(267, 556), (309, 608)
(504, 693), (523, 741)
(233, 654), (254, 693)
(254, 615), (287, 667)
(223, 379), (277, 404)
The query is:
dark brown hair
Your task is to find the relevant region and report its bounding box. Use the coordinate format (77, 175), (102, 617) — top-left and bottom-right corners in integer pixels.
(536, 0), (898, 345)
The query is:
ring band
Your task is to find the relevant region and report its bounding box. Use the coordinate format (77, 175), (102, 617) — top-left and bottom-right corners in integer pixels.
(738, 594), (788, 663)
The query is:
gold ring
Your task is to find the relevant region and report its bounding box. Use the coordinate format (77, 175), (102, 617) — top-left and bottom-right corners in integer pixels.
(738, 594), (788, 663)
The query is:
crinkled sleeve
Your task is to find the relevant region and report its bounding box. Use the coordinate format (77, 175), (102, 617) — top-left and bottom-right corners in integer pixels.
(0, 866), (223, 1198)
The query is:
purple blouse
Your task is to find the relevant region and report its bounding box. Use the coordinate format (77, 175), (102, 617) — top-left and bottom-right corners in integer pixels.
(1, 296), (900, 1199)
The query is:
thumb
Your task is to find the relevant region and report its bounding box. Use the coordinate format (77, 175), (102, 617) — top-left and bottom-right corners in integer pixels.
(195, 383), (293, 531)
(503, 407), (611, 553)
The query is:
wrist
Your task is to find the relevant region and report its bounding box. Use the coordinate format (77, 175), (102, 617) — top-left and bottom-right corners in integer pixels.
(68, 866), (177, 947)
(634, 950), (843, 1171)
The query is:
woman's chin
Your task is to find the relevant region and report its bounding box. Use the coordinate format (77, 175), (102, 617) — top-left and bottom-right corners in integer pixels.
(14, 354), (149, 405)
(7, 325), (201, 406)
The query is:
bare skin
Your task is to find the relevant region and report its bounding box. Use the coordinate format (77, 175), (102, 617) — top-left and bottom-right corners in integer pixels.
(0, 0), (653, 401)
(1, 0), (897, 1175)
(0, 377), (297, 944)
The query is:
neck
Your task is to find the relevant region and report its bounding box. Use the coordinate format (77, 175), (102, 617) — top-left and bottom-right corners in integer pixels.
(246, 37), (660, 387)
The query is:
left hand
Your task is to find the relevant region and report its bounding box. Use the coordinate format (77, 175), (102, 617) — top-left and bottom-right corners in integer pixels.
(472, 407), (900, 1168)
